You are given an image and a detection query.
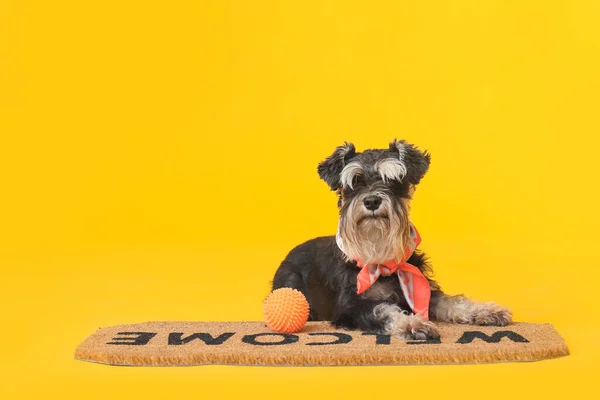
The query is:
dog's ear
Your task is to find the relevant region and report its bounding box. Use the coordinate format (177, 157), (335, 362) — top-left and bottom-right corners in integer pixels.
(317, 142), (357, 190)
(389, 139), (431, 185)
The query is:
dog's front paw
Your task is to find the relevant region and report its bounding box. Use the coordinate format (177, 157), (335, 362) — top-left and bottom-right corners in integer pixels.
(374, 303), (440, 340)
(472, 303), (512, 326)
(394, 314), (440, 340)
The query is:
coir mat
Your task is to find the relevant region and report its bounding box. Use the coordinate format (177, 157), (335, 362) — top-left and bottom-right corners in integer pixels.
(74, 321), (569, 366)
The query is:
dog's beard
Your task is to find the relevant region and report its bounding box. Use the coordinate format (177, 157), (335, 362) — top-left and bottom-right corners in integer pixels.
(339, 192), (410, 265)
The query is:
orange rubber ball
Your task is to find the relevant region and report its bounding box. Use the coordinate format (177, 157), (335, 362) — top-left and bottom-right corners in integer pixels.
(263, 288), (310, 333)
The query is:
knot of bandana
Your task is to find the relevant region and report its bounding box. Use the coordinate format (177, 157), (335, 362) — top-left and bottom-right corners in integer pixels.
(335, 222), (431, 320)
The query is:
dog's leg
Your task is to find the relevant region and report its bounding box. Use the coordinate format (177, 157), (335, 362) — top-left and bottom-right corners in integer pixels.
(372, 303), (440, 340)
(429, 291), (512, 326)
(332, 291), (439, 340)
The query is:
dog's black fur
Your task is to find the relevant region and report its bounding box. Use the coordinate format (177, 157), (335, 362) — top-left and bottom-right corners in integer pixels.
(271, 139), (511, 339)
(273, 238), (444, 331)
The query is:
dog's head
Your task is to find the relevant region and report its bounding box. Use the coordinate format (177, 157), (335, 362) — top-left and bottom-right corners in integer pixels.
(318, 139), (431, 264)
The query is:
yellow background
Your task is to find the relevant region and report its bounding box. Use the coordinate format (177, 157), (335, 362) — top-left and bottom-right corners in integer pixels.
(1, 0), (599, 398)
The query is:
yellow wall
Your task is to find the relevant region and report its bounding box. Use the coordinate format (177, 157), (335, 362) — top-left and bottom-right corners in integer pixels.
(1, 1), (599, 398)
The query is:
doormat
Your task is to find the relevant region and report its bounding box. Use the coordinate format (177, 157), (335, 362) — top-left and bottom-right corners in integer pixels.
(74, 321), (569, 366)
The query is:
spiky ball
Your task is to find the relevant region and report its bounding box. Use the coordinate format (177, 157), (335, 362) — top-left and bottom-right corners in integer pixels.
(263, 288), (310, 333)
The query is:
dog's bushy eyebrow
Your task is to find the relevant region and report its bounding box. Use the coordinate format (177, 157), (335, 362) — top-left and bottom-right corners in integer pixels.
(340, 161), (364, 189)
(376, 158), (407, 183)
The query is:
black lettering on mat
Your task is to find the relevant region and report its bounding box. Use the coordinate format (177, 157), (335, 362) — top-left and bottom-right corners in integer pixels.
(107, 332), (157, 346)
(242, 333), (299, 346)
(362, 332), (391, 345)
(456, 331), (529, 344)
(306, 332), (352, 345)
(168, 332), (235, 345)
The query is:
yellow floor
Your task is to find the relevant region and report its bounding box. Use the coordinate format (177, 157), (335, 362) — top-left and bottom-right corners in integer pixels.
(2, 1), (599, 398)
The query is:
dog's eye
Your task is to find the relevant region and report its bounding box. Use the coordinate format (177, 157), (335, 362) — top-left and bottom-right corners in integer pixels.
(351, 175), (364, 187)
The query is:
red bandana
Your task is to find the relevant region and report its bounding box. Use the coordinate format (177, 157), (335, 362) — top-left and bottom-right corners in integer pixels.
(336, 223), (431, 320)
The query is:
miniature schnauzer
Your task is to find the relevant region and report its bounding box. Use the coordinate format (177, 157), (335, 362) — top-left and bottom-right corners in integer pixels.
(271, 139), (512, 339)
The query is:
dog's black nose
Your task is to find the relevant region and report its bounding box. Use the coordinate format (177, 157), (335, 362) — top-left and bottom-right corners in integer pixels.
(363, 195), (382, 211)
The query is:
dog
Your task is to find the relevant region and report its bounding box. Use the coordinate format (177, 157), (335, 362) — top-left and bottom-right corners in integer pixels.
(271, 139), (512, 339)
